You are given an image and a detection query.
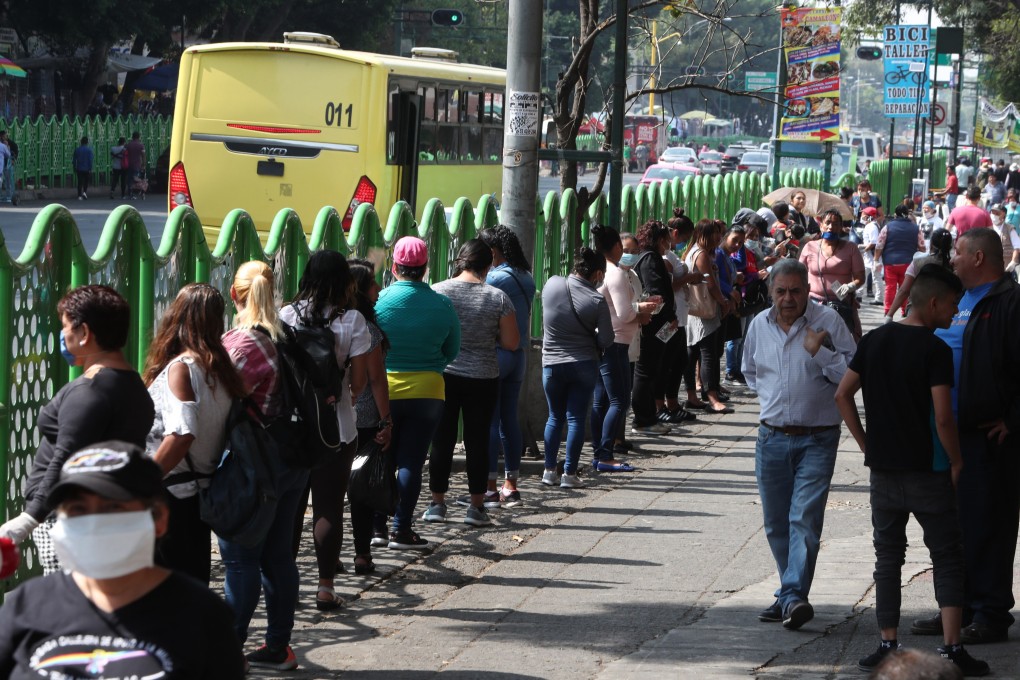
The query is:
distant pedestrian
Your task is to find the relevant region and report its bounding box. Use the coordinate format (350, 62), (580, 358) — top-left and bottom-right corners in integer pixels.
(72, 136), (93, 200)
(836, 265), (989, 677)
(945, 187), (992, 238)
(742, 258), (855, 631)
(110, 136), (127, 199)
(125, 131), (146, 181)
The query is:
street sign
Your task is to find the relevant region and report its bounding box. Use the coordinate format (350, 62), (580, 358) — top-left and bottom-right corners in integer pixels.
(883, 24), (931, 119)
(932, 103), (946, 126)
(745, 71), (778, 92)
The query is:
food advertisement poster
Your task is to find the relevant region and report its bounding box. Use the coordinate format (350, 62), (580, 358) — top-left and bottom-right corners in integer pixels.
(778, 7), (841, 142)
(882, 25), (930, 118)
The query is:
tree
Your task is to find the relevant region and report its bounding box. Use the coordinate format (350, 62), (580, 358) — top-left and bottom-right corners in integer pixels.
(551, 0), (783, 198)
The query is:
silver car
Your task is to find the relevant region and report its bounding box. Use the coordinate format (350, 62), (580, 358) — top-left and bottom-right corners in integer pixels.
(698, 151), (723, 175)
(737, 151), (769, 174)
(659, 146), (699, 165)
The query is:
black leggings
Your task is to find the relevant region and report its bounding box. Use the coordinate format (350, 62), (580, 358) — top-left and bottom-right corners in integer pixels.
(292, 437), (358, 580)
(430, 373), (498, 497)
(352, 427), (383, 555)
(684, 328), (721, 394)
(157, 493), (211, 586)
(658, 326), (688, 401)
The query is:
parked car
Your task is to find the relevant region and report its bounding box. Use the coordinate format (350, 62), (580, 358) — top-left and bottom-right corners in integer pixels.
(659, 146), (699, 164)
(698, 151), (723, 175)
(720, 144), (755, 174)
(640, 163), (701, 185)
(736, 151), (769, 174)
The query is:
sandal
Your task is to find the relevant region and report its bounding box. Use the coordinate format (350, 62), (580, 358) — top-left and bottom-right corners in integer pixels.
(316, 585), (344, 611)
(354, 555), (376, 575)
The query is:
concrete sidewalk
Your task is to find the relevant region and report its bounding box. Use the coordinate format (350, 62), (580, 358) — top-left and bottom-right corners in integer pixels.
(242, 302), (1020, 679)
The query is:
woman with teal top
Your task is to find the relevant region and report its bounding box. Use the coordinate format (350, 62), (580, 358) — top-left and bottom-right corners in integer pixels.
(375, 236), (461, 550)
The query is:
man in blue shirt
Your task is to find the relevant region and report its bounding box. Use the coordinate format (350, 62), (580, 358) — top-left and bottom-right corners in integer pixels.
(912, 229), (1020, 645)
(72, 136), (94, 200)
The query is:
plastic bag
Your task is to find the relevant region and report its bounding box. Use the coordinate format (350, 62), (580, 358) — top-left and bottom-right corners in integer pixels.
(348, 438), (397, 515)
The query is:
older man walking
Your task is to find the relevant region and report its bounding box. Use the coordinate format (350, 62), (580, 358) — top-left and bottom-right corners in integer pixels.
(911, 228), (1020, 645)
(742, 259), (856, 630)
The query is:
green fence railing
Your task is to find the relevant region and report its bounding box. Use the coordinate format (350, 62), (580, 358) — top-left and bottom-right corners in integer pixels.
(0, 168), (814, 589)
(0, 115), (173, 192)
(868, 150), (949, 207)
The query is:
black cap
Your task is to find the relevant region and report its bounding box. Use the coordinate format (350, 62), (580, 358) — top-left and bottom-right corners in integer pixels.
(989, 203), (1006, 214)
(47, 441), (164, 508)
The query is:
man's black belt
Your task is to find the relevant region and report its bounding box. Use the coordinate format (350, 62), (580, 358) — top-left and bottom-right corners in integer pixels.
(760, 421), (840, 436)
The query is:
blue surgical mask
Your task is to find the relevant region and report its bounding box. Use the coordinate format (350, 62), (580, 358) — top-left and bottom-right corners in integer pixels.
(619, 252), (638, 268)
(59, 331), (77, 366)
(821, 231), (840, 241)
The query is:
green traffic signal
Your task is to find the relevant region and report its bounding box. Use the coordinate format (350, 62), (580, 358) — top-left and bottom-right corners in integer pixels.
(431, 9), (464, 26)
(856, 46), (882, 61)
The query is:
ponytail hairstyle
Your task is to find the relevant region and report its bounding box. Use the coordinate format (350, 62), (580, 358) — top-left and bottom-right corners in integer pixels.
(667, 207), (695, 241)
(479, 225), (532, 272)
(590, 224), (622, 255)
(232, 261), (282, 341)
(348, 258), (390, 352)
(572, 247), (607, 279)
(453, 238), (494, 277)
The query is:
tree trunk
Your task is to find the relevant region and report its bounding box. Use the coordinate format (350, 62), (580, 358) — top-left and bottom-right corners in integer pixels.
(73, 41), (111, 116)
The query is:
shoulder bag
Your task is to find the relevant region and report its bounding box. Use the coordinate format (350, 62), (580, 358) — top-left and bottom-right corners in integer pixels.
(685, 246), (719, 319)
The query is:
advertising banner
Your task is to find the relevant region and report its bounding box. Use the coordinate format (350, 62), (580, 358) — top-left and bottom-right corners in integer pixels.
(882, 25), (930, 118)
(778, 7), (842, 142)
(976, 99), (1014, 149)
(1007, 119), (1020, 154)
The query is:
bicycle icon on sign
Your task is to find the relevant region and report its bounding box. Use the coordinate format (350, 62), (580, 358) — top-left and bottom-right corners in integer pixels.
(885, 64), (927, 86)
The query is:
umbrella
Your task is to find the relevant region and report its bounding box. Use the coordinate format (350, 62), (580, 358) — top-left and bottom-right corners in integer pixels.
(0, 57), (26, 79)
(679, 110), (716, 121)
(762, 186), (853, 221)
(133, 63), (179, 92)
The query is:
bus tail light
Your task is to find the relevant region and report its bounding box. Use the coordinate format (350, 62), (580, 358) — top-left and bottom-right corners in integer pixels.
(342, 176), (377, 230)
(169, 161), (194, 208)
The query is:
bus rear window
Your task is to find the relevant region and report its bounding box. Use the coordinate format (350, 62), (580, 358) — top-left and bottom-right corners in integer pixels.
(193, 51), (363, 130)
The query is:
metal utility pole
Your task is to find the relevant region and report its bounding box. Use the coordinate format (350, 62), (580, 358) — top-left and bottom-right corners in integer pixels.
(501, 0), (544, 265)
(608, 0), (627, 227)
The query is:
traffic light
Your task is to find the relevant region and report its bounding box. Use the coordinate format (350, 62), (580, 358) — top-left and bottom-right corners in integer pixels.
(948, 122), (959, 140)
(685, 66), (705, 76)
(431, 9), (464, 26)
(856, 46), (882, 60)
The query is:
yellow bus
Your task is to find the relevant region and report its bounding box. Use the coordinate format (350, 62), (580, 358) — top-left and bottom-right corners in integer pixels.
(169, 33), (506, 238)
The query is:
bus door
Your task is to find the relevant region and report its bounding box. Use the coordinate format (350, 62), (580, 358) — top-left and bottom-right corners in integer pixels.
(392, 91), (423, 214)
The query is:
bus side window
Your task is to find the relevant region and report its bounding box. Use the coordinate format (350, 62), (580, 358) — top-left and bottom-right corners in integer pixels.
(419, 124), (437, 164)
(461, 125), (482, 163)
(437, 122), (459, 163)
(421, 85), (437, 122)
(465, 91), (480, 124)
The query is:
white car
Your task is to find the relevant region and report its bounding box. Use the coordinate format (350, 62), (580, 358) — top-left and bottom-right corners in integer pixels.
(659, 146), (699, 164)
(737, 151), (770, 174)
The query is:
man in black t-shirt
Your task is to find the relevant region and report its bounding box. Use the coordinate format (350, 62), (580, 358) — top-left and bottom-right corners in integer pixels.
(0, 441), (245, 679)
(835, 266), (989, 677)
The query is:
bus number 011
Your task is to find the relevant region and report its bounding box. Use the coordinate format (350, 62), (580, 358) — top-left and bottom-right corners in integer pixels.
(324, 102), (353, 127)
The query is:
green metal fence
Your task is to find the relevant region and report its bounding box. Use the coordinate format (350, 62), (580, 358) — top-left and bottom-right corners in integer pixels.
(0, 115), (173, 192)
(0, 166), (815, 588)
(868, 151), (949, 208)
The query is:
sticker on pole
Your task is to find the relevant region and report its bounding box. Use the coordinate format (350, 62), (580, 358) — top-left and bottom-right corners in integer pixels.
(507, 91), (541, 137)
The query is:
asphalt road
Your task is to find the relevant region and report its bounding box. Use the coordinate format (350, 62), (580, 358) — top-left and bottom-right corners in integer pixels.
(0, 173), (642, 257)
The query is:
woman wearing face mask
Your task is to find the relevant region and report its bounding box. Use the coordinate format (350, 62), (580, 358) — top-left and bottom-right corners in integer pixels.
(1005, 189), (1020, 232)
(630, 220), (679, 433)
(0, 286), (154, 575)
(684, 219), (733, 413)
(659, 211), (702, 421)
(874, 203), (925, 320)
(144, 283), (247, 586)
(541, 248), (614, 488)
(0, 442), (246, 678)
(918, 200), (944, 239)
(425, 239), (518, 527)
(591, 225), (659, 472)
(800, 209), (867, 339)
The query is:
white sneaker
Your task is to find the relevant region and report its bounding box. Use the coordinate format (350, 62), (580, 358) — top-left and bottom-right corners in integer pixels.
(632, 423), (671, 435)
(560, 474), (585, 488)
(541, 469), (560, 486)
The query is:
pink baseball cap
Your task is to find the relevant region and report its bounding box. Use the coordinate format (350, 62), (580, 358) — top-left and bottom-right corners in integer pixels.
(862, 206), (878, 217)
(393, 236), (429, 267)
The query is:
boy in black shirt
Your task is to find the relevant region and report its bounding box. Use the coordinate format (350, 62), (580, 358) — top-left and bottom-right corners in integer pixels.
(835, 265), (989, 677)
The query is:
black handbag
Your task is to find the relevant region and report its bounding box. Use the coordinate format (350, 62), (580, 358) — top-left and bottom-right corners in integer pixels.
(349, 438), (398, 515)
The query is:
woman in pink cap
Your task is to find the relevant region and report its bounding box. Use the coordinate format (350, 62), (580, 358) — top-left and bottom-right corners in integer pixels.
(375, 237), (461, 550)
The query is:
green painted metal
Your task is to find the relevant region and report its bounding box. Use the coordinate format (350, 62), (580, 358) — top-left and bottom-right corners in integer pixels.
(619, 184), (637, 232)
(0, 115), (172, 193)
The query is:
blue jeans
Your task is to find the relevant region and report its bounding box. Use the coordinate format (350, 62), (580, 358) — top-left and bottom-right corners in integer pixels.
(755, 425), (839, 610)
(591, 343), (631, 462)
(947, 193), (957, 211)
(489, 348), (527, 480)
(725, 338), (743, 375)
(390, 397), (445, 533)
(219, 467), (310, 648)
(543, 360), (598, 475)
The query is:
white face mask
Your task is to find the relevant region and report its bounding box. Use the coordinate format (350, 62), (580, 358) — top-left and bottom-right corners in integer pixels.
(992, 215), (1005, 227)
(50, 510), (156, 579)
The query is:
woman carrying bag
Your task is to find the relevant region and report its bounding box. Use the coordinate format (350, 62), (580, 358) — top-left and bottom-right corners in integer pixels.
(684, 219), (733, 414)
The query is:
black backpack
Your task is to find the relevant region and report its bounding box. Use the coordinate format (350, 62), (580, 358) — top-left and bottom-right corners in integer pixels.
(199, 400), (287, 548)
(270, 306), (347, 468)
